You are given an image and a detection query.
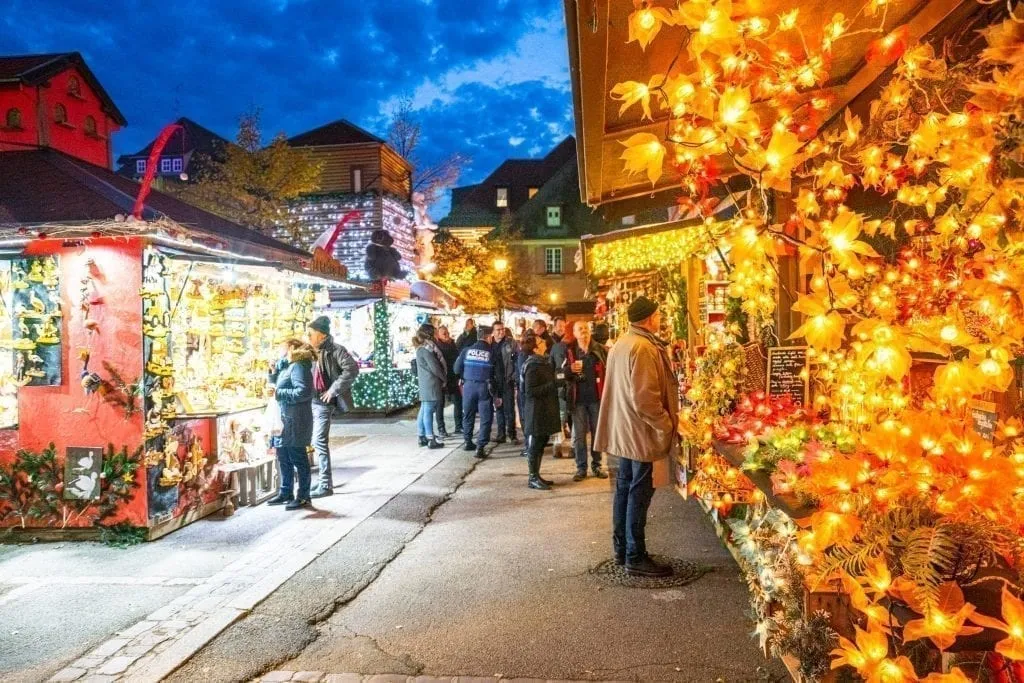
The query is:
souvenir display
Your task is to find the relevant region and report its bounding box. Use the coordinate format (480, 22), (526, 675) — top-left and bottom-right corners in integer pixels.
(10, 256), (62, 386)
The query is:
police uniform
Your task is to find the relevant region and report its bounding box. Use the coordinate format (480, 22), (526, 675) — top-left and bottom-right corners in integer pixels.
(454, 338), (500, 449)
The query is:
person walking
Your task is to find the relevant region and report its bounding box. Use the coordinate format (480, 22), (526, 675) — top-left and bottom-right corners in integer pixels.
(267, 339), (315, 511)
(521, 335), (559, 490)
(436, 325), (461, 436)
(457, 318), (477, 351)
(491, 320), (519, 445)
(594, 296), (677, 578)
(454, 324), (500, 459)
(413, 325), (447, 450)
(306, 316), (358, 499)
(566, 321), (608, 481)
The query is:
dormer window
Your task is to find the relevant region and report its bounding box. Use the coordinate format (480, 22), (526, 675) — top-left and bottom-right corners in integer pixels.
(67, 76), (81, 97)
(136, 159), (146, 174)
(528, 187), (539, 199)
(83, 115), (97, 136)
(54, 103), (68, 125)
(546, 206), (561, 228)
(496, 187), (508, 208)
(4, 108), (22, 129)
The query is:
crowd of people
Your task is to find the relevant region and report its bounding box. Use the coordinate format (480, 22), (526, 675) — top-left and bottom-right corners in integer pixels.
(412, 298), (678, 578)
(262, 299), (678, 579)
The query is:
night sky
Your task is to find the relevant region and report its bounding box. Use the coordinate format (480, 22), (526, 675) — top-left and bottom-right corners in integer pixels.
(1, 0), (573, 217)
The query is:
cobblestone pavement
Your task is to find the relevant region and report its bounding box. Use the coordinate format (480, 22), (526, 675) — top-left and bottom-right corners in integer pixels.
(255, 672), (629, 683)
(0, 416), (458, 683)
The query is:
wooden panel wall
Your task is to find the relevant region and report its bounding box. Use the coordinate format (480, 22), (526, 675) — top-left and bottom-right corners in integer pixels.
(303, 143), (382, 193)
(380, 146), (412, 199)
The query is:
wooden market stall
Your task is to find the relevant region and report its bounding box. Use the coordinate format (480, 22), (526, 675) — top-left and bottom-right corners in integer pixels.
(567, 0), (1024, 679)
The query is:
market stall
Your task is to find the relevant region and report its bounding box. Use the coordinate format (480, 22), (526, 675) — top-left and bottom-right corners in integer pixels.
(0, 150), (360, 539)
(569, 0), (1024, 678)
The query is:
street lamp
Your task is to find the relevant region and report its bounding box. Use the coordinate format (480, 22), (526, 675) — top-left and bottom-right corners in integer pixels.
(549, 291), (559, 304)
(493, 257), (509, 322)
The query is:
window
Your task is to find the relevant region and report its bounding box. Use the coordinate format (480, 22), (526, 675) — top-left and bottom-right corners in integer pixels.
(67, 76), (81, 97)
(4, 108), (21, 129)
(546, 206), (561, 228)
(545, 247), (563, 274)
(172, 158), (183, 173)
(136, 159), (146, 174)
(351, 167), (363, 192)
(528, 187), (539, 199)
(83, 115), (97, 136)
(496, 187), (508, 208)
(53, 103), (67, 125)
(160, 158), (172, 173)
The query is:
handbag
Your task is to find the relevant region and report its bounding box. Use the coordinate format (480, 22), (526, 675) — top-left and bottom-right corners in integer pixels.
(263, 399), (283, 436)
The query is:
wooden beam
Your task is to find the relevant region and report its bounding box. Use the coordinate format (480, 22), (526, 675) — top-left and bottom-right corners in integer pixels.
(566, 0), (611, 207)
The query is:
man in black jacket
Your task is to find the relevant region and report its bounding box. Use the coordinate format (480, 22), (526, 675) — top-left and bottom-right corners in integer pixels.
(307, 316), (359, 497)
(491, 320), (519, 444)
(435, 325), (461, 436)
(456, 318), (477, 351)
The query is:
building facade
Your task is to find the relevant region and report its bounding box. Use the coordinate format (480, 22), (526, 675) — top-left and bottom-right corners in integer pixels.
(284, 119), (416, 281)
(115, 117), (229, 185)
(0, 52), (126, 168)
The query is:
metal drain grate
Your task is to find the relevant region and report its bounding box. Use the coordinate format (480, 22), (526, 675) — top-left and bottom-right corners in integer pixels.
(591, 556), (712, 588)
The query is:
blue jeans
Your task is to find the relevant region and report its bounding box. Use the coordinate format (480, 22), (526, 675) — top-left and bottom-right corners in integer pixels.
(612, 459), (655, 564)
(277, 446), (311, 500)
(312, 401), (334, 490)
(462, 380), (493, 445)
(572, 401), (601, 470)
(418, 400), (437, 438)
(495, 381), (516, 438)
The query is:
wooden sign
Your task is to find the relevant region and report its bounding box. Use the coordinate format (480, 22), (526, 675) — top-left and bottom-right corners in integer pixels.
(970, 399), (999, 441)
(767, 346), (809, 406)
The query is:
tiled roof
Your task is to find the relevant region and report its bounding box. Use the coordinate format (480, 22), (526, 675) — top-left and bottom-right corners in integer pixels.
(116, 117), (230, 169)
(287, 119), (384, 147)
(0, 52), (127, 126)
(0, 148), (308, 258)
(439, 137), (577, 229)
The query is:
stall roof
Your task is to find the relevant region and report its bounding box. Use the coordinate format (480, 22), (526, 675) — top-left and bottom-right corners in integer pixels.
(564, 0), (978, 207)
(0, 148), (362, 288)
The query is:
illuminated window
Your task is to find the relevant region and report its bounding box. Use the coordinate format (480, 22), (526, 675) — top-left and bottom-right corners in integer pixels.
(83, 115), (97, 136)
(545, 247), (563, 274)
(136, 159), (146, 174)
(172, 158), (183, 173)
(546, 206), (561, 227)
(4, 108), (21, 129)
(67, 76), (81, 96)
(54, 103), (67, 124)
(496, 187), (508, 208)
(161, 158), (172, 173)
(528, 187), (539, 198)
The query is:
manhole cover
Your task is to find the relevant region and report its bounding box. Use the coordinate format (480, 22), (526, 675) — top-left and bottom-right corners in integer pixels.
(591, 556), (711, 588)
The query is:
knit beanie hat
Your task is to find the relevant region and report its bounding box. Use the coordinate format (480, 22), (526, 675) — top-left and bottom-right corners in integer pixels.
(308, 316), (331, 335)
(627, 296), (659, 323)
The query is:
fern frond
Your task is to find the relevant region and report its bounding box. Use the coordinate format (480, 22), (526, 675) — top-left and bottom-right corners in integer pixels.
(900, 525), (959, 608)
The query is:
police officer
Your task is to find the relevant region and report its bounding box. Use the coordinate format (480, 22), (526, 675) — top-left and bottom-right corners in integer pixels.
(454, 324), (503, 459)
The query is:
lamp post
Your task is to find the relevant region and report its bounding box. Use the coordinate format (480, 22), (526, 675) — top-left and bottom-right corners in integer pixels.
(493, 257), (509, 323)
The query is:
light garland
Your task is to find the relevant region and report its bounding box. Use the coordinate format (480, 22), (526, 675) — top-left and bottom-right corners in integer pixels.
(589, 220), (725, 277)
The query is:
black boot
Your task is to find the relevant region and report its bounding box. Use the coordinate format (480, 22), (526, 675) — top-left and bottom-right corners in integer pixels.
(475, 446), (488, 459)
(418, 436), (428, 447)
(428, 437), (445, 450)
(463, 441), (477, 452)
(438, 427), (450, 438)
(527, 450), (551, 490)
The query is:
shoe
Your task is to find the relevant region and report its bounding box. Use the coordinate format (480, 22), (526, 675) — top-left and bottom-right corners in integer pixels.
(615, 555), (626, 566)
(474, 447), (488, 459)
(438, 429), (450, 438)
(527, 475), (551, 490)
(625, 556), (673, 578)
(463, 441), (477, 452)
(285, 499), (311, 511)
(538, 475), (554, 486)
(266, 493), (293, 506)
(591, 467), (609, 479)
(495, 437), (507, 445)
(573, 470), (587, 482)
(418, 436), (428, 447)
(428, 437), (445, 450)
(310, 488), (334, 498)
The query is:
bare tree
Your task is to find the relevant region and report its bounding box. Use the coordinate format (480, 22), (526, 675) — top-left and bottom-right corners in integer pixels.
(387, 96), (469, 207)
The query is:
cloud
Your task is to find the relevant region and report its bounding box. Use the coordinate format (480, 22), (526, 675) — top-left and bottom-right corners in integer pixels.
(508, 136), (525, 147)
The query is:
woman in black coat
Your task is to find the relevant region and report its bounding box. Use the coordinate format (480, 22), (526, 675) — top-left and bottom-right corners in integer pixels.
(267, 339), (315, 510)
(522, 335), (560, 490)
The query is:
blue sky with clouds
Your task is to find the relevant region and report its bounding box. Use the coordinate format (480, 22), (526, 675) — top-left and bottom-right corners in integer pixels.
(1, 0), (574, 217)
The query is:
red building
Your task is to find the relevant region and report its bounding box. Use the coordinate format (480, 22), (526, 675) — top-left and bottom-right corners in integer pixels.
(0, 52), (126, 168)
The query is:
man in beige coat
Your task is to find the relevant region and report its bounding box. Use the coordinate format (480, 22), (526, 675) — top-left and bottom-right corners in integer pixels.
(594, 296), (678, 577)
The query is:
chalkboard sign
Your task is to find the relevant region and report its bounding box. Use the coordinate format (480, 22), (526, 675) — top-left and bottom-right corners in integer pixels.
(970, 400), (998, 441)
(767, 346), (809, 406)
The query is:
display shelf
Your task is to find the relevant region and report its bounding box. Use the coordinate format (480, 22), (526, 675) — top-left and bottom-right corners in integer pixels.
(711, 440), (815, 521)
